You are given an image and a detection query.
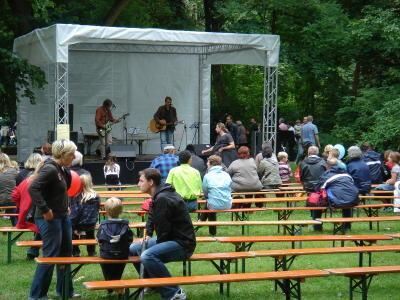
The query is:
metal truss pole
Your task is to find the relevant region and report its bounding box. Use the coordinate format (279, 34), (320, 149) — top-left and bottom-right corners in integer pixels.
(54, 62), (69, 136)
(262, 52), (278, 153)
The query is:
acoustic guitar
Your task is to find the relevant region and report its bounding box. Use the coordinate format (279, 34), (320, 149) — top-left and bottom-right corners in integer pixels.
(97, 113), (130, 137)
(149, 119), (184, 133)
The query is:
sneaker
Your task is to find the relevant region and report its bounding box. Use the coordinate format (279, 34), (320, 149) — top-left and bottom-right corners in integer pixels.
(170, 288), (186, 300)
(70, 293), (81, 299)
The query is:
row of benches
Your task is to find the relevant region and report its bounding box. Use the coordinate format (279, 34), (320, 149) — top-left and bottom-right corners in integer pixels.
(33, 244), (400, 300)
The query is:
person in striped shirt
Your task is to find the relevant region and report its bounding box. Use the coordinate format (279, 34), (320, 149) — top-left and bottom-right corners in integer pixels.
(277, 151), (292, 184)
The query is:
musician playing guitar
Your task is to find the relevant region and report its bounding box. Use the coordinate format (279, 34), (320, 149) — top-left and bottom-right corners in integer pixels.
(153, 96), (178, 151)
(95, 99), (125, 159)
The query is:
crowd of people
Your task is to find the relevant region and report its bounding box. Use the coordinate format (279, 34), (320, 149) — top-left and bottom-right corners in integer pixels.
(1, 112), (399, 300)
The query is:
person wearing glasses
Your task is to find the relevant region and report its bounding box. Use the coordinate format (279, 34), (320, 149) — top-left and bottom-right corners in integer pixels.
(28, 139), (80, 300)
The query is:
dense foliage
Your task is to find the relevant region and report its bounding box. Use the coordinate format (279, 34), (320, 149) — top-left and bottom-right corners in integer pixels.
(0, 0), (399, 150)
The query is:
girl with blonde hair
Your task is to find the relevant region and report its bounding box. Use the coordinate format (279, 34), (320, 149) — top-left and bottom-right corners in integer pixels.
(70, 173), (100, 257)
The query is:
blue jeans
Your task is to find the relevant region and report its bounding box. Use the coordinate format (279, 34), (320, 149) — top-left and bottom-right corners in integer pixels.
(29, 216), (74, 299)
(160, 129), (174, 151)
(185, 200), (197, 212)
(376, 183), (395, 191)
(129, 238), (187, 300)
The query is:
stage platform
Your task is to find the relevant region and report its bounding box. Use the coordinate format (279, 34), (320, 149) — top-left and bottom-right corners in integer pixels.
(83, 154), (156, 185)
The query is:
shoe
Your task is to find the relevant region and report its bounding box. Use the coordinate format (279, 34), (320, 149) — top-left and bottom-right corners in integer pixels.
(70, 293), (81, 299)
(170, 288), (186, 300)
(26, 253), (37, 260)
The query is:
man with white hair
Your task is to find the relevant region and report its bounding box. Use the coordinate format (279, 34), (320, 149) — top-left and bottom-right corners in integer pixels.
(300, 146), (327, 192)
(70, 151), (89, 176)
(347, 146), (371, 195)
(150, 144), (178, 183)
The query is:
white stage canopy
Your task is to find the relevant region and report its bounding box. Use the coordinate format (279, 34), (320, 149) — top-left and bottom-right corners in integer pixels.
(13, 24), (280, 161)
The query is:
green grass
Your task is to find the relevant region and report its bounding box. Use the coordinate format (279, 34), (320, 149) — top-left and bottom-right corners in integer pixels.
(1, 201), (400, 300)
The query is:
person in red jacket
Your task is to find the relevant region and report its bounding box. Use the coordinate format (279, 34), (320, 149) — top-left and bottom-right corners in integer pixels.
(12, 174), (40, 259)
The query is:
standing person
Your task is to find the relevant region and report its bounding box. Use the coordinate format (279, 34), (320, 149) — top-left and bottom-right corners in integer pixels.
(150, 145), (178, 184)
(129, 168), (196, 300)
(70, 174), (100, 257)
(103, 155), (121, 190)
(301, 115), (320, 148)
(95, 99), (122, 159)
(97, 197), (133, 295)
(225, 114), (239, 145)
(153, 96), (178, 151)
(201, 123), (237, 167)
(28, 139), (79, 300)
(166, 151), (202, 212)
(200, 155), (232, 235)
(236, 120), (248, 147)
(277, 152), (293, 184)
(0, 153), (18, 225)
(248, 117), (259, 153)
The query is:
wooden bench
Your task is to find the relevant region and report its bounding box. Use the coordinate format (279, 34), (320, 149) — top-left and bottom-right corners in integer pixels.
(318, 216), (400, 234)
(0, 226), (33, 263)
(326, 265), (400, 299)
(17, 236), (217, 249)
(215, 234), (393, 251)
(0, 213), (18, 217)
(84, 269), (329, 300)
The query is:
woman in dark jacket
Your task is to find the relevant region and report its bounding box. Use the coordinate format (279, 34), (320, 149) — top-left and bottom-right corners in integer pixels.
(28, 139), (79, 300)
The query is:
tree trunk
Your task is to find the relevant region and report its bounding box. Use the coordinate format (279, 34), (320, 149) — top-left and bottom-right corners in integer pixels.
(203, 0), (227, 116)
(104, 0), (131, 26)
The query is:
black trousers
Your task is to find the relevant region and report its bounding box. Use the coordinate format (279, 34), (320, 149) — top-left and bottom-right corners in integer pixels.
(199, 206), (217, 235)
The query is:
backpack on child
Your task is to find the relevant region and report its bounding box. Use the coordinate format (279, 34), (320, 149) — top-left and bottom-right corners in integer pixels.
(97, 219), (134, 259)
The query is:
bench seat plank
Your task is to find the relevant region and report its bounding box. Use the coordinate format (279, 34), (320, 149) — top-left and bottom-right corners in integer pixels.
(83, 269), (329, 290)
(326, 265), (400, 276)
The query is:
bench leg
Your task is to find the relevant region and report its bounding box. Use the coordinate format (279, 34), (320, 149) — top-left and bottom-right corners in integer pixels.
(349, 275), (374, 300)
(276, 279), (302, 300)
(6, 231), (26, 263)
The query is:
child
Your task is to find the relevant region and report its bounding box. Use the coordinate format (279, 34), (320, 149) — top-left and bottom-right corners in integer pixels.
(103, 155), (121, 190)
(328, 148), (347, 171)
(97, 197), (133, 294)
(277, 151), (292, 184)
(70, 174), (100, 257)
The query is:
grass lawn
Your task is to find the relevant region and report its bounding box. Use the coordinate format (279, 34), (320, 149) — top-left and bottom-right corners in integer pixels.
(1, 199), (400, 299)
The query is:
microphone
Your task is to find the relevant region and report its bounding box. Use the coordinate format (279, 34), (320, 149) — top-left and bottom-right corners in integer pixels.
(112, 104), (116, 109)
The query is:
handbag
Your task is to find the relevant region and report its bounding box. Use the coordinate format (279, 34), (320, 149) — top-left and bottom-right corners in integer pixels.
(307, 190), (328, 207)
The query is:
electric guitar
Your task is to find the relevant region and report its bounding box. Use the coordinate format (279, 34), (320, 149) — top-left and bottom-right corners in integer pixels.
(97, 113), (130, 137)
(149, 119), (184, 133)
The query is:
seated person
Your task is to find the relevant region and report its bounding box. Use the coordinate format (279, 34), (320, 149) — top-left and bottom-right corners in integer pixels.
(129, 168), (196, 300)
(257, 144), (282, 189)
(328, 148), (346, 170)
(97, 197), (133, 295)
(346, 146), (371, 195)
(200, 155), (232, 235)
(375, 151), (400, 191)
(316, 158), (359, 231)
(227, 146), (262, 192)
(166, 150), (202, 212)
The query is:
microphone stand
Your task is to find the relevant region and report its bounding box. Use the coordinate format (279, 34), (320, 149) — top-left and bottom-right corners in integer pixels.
(123, 115), (128, 145)
(177, 122), (187, 151)
(190, 122), (200, 144)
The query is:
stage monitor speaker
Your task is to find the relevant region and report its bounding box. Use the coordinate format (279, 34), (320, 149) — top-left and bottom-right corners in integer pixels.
(109, 144), (137, 159)
(192, 144), (211, 157)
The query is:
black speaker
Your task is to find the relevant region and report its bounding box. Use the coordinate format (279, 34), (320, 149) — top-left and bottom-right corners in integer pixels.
(70, 131), (78, 145)
(47, 130), (55, 143)
(109, 144), (137, 158)
(68, 104), (74, 131)
(192, 144), (211, 156)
